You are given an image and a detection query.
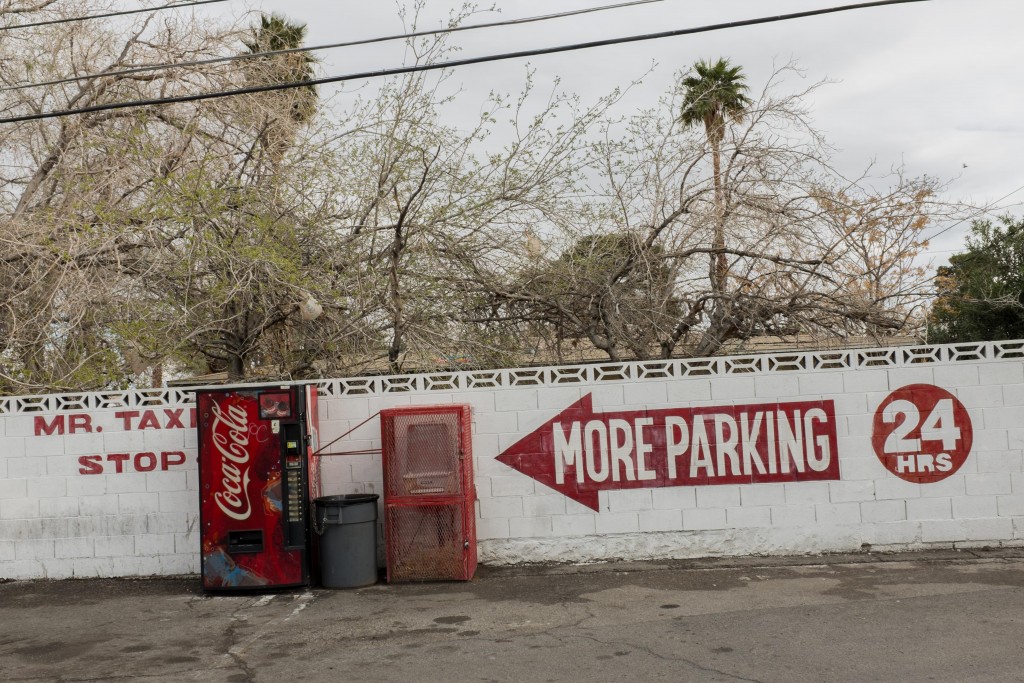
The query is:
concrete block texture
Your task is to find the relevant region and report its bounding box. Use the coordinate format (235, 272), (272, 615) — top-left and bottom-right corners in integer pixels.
(652, 487), (697, 510)
(489, 475), (536, 498)
(709, 377), (756, 401)
(494, 388), (539, 413)
(0, 479), (27, 499)
(638, 509), (683, 532)
(695, 486), (740, 510)
(798, 372), (845, 396)
(508, 516), (553, 538)
(874, 478), (922, 501)
(951, 496), (998, 519)
(770, 505), (816, 527)
(595, 512), (639, 534)
(682, 508), (727, 531)
(522, 494), (566, 517)
(784, 482), (830, 506)
(475, 516), (510, 540)
(815, 502), (862, 526)
(4, 344), (1024, 578)
(979, 362), (1024, 386)
(551, 514), (597, 536)
(956, 385), (1009, 409)
(861, 500), (907, 523)
(965, 473), (1013, 496)
(624, 381), (667, 406)
(907, 497), (953, 521)
(933, 364), (981, 388)
(887, 367), (936, 389)
(15, 539), (55, 560)
(6, 457), (44, 479)
(727, 506), (772, 528)
(605, 489), (655, 514)
(479, 496), (523, 519)
(755, 375), (800, 398)
(54, 537), (94, 559)
(963, 518), (1014, 541)
(666, 379), (711, 402)
(740, 483), (786, 507)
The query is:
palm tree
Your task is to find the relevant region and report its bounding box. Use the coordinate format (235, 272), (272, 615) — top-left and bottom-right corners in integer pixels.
(680, 59), (751, 294)
(242, 13), (318, 157)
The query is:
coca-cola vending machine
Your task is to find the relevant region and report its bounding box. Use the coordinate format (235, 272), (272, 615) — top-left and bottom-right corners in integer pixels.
(197, 384), (321, 591)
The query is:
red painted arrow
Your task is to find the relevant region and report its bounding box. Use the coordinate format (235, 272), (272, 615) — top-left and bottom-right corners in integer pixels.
(495, 393), (840, 512)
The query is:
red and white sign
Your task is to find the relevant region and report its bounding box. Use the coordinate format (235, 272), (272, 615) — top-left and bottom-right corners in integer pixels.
(208, 400), (255, 521)
(871, 383), (973, 483)
(496, 394), (840, 510)
(29, 408), (198, 476)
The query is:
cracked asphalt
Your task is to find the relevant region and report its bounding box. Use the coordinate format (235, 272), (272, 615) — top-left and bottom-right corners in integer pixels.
(4, 549), (1024, 682)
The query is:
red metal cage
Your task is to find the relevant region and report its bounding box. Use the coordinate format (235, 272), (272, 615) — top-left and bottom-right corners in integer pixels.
(381, 405), (476, 582)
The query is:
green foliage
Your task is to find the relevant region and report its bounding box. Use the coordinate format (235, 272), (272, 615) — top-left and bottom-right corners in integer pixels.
(929, 216), (1024, 343)
(680, 58), (752, 142)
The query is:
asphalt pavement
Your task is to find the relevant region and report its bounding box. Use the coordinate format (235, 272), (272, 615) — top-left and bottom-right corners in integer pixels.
(4, 549), (1024, 682)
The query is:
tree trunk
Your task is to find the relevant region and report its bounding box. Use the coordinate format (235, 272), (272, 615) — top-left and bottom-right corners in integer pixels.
(227, 353), (245, 382)
(387, 224), (405, 375)
(702, 129), (731, 360)
(710, 133), (728, 294)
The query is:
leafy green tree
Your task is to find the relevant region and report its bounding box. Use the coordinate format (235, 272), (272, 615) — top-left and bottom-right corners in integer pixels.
(132, 12), (332, 383)
(929, 216), (1024, 343)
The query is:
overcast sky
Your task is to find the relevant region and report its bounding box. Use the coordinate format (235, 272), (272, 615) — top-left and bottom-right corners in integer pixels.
(234, 0), (1024, 265)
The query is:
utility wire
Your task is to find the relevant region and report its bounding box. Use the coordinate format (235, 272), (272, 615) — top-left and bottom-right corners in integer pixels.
(0, 0), (932, 124)
(0, 0), (231, 32)
(923, 183), (1024, 243)
(896, 186), (1024, 295)
(2, 0), (672, 93)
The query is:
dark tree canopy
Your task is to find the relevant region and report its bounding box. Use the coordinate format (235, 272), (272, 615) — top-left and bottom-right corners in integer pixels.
(928, 216), (1024, 343)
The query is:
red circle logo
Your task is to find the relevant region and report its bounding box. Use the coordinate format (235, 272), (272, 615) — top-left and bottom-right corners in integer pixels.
(871, 384), (973, 483)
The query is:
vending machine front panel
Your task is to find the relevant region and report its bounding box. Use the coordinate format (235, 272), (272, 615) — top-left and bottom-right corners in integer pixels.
(198, 387), (310, 591)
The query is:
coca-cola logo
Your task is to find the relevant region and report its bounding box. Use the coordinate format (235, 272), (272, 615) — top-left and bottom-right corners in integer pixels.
(210, 401), (253, 521)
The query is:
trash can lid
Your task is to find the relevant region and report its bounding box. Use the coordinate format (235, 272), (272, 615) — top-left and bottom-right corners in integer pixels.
(314, 493), (379, 506)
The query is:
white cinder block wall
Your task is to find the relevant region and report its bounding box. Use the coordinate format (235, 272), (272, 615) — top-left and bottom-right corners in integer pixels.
(3, 341), (1024, 579)
(0, 393), (200, 579)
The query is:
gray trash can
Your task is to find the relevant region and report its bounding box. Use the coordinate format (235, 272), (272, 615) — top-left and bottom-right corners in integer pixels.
(313, 494), (379, 588)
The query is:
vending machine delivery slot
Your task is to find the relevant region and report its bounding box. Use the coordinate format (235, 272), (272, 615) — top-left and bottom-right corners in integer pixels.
(227, 530), (264, 554)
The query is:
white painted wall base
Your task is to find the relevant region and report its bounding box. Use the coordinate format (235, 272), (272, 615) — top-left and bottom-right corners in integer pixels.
(479, 530), (1024, 566)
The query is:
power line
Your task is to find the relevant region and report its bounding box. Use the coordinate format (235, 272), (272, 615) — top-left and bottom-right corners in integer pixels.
(898, 188), (1024, 295)
(915, 200), (1024, 256)
(0, 0), (231, 32)
(0, 0), (933, 125)
(922, 183), (1024, 243)
(2, 0), (673, 93)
